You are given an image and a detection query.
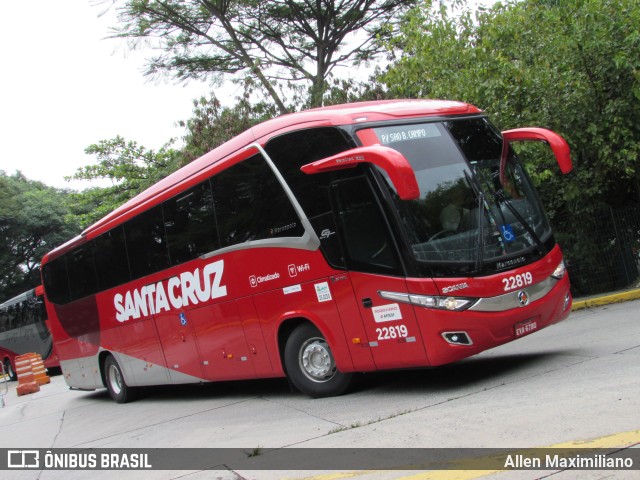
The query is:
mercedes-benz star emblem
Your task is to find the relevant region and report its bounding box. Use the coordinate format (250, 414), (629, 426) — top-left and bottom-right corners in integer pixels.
(517, 290), (530, 306)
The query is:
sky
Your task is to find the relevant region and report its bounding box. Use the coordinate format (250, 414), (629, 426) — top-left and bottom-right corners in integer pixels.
(0, 1), (219, 190)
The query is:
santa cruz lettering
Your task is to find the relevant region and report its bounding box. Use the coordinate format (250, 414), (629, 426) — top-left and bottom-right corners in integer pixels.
(114, 260), (227, 322)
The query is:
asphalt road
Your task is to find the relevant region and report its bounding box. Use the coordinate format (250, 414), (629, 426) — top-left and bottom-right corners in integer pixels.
(1, 300), (639, 480)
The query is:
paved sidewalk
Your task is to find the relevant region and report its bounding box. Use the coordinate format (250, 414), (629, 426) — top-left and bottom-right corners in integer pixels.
(571, 287), (640, 310)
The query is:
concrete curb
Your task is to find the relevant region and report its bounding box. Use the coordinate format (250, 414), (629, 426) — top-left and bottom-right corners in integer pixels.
(572, 288), (640, 311)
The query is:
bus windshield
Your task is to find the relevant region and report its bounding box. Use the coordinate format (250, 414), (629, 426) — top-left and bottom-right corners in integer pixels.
(372, 117), (552, 276)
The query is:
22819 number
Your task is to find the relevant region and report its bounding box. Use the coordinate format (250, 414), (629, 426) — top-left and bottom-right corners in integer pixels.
(376, 325), (408, 340)
(502, 271), (533, 291)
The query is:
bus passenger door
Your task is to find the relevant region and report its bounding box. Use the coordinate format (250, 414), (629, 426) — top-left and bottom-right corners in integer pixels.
(330, 176), (428, 369)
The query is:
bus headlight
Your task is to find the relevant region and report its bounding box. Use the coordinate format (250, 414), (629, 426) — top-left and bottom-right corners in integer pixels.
(551, 260), (566, 279)
(442, 297), (463, 311)
(379, 291), (476, 311)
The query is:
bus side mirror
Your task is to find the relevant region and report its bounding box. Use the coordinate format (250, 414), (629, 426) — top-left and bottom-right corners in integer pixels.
(300, 145), (420, 201)
(500, 128), (573, 186)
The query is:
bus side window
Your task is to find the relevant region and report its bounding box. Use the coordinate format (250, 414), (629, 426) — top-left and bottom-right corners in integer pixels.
(42, 256), (71, 305)
(330, 176), (402, 276)
(211, 154), (304, 247)
(163, 180), (220, 265)
(66, 242), (98, 301)
(124, 205), (171, 279)
(94, 226), (131, 291)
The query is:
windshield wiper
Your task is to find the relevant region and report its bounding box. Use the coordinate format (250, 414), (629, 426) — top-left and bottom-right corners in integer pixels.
(475, 192), (485, 272)
(464, 170), (488, 273)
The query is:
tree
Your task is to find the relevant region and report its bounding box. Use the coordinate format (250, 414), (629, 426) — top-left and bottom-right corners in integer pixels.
(382, 0), (640, 211)
(0, 172), (78, 299)
(179, 87), (277, 165)
(322, 74), (389, 106)
(107, 0), (417, 111)
(382, 0), (640, 294)
(66, 136), (181, 227)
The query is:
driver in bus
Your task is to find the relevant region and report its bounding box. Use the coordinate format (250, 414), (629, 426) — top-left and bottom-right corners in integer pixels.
(440, 186), (470, 232)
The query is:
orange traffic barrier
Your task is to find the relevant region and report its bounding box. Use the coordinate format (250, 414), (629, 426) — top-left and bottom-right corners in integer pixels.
(26, 353), (50, 386)
(15, 354), (41, 396)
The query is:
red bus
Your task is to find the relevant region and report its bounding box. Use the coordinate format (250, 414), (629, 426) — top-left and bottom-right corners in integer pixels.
(0, 286), (60, 380)
(41, 100), (573, 403)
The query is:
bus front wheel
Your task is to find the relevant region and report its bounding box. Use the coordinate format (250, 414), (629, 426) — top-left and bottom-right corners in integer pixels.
(284, 324), (352, 398)
(103, 355), (137, 403)
(4, 358), (16, 381)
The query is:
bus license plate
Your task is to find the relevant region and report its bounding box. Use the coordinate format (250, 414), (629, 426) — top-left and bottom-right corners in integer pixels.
(514, 318), (538, 337)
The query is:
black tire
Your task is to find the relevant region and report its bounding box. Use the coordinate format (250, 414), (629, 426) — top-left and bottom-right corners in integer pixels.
(284, 324), (352, 398)
(4, 358), (16, 381)
(103, 355), (137, 403)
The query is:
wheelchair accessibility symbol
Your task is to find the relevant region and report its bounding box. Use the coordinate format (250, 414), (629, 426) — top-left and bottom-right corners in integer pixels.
(500, 224), (515, 243)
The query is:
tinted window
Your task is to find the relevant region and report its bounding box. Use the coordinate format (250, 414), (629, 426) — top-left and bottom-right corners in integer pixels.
(265, 127), (357, 267)
(211, 155), (304, 247)
(67, 243), (98, 300)
(94, 226), (130, 290)
(124, 205), (170, 279)
(42, 257), (71, 305)
(445, 118), (503, 162)
(265, 127), (356, 219)
(163, 181), (219, 265)
(331, 175), (401, 275)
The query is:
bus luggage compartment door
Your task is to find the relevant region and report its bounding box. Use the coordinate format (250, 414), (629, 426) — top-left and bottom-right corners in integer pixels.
(153, 309), (206, 382)
(188, 299), (257, 381)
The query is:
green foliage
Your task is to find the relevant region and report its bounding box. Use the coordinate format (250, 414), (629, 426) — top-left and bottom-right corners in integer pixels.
(0, 172), (78, 299)
(383, 0), (640, 212)
(178, 89), (277, 165)
(66, 136), (181, 227)
(322, 75), (390, 107)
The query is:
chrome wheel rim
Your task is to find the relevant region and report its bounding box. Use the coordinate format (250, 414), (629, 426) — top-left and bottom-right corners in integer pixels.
(299, 337), (336, 383)
(107, 364), (123, 395)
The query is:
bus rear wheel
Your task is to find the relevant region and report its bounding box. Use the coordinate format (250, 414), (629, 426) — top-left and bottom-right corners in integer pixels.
(4, 358), (16, 381)
(284, 324), (352, 398)
(103, 355), (137, 403)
